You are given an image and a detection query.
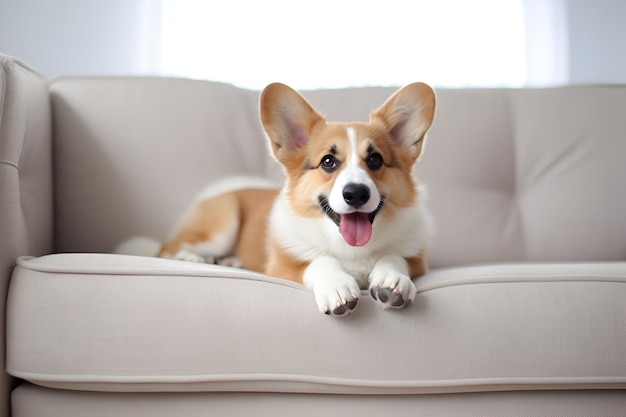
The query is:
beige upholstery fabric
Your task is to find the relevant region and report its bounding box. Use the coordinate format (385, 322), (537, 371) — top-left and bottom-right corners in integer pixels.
(0, 54), (53, 417)
(8, 254), (626, 393)
(421, 87), (626, 266)
(50, 77), (277, 254)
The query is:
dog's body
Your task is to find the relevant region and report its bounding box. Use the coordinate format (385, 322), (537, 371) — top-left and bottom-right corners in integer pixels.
(150, 83), (436, 315)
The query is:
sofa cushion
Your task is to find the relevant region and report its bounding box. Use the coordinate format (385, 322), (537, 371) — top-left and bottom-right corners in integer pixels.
(7, 254), (626, 394)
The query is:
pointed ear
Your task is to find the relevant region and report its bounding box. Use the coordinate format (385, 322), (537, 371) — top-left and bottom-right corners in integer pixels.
(260, 83), (325, 164)
(370, 82), (435, 159)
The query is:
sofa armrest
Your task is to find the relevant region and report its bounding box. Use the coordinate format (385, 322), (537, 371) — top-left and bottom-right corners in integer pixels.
(0, 53), (53, 417)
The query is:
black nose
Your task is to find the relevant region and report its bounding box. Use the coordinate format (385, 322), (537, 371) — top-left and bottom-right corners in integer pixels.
(343, 183), (370, 208)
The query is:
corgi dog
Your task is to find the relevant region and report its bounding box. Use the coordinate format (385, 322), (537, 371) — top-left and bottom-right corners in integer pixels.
(145, 82), (436, 316)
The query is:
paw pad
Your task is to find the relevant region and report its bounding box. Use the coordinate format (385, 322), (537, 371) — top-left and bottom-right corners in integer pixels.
(370, 286), (409, 309)
(326, 298), (358, 316)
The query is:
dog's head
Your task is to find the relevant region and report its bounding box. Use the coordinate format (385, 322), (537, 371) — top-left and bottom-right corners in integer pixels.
(260, 82), (435, 247)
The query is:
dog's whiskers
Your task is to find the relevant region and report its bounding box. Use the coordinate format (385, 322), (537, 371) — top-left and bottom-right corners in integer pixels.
(318, 196), (341, 226)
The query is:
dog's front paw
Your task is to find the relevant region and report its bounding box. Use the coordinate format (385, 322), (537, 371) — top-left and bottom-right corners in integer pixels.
(369, 271), (417, 309)
(314, 277), (360, 316)
(172, 250), (207, 264)
(215, 256), (243, 268)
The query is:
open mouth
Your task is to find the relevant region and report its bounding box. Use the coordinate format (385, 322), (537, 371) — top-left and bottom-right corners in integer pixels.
(318, 195), (385, 247)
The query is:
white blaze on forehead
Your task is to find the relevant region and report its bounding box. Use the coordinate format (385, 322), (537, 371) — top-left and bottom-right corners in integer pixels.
(346, 126), (359, 168)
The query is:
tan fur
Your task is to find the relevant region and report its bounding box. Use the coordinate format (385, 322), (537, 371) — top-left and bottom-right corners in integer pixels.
(406, 255), (427, 277)
(159, 193), (240, 257)
(159, 188), (278, 272)
(279, 120), (418, 222)
(265, 241), (310, 284)
(233, 188), (279, 271)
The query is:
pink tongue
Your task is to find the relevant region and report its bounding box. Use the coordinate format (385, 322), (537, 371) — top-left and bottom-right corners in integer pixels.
(340, 212), (372, 247)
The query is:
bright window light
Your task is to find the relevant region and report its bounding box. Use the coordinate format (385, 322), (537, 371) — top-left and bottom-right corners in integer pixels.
(160, 0), (526, 89)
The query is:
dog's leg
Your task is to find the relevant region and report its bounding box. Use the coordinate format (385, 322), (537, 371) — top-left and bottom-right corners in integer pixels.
(159, 193), (240, 265)
(369, 255), (418, 309)
(303, 256), (361, 316)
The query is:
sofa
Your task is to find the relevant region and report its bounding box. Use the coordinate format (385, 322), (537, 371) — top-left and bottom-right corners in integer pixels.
(1, 53), (625, 416)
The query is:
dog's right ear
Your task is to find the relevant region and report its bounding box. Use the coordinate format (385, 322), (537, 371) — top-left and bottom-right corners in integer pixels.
(260, 83), (325, 166)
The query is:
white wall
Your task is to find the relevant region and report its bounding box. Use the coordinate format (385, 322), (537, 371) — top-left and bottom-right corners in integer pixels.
(1, 0), (626, 85)
(0, 0), (161, 78)
(523, 0), (569, 86)
(567, 0), (626, 84)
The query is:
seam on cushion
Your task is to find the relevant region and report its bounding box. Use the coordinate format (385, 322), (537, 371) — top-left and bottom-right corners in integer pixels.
(414, 274), (626, 293)
(509, 89), (528, 261)
(7, 369), (626, 391)
(15, 255), (308, 291)
(15, 254), (263, 277)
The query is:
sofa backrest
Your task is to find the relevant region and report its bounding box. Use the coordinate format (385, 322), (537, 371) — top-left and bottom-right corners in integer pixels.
(50, 78), (626, 267)
(50, 77), (275, 254)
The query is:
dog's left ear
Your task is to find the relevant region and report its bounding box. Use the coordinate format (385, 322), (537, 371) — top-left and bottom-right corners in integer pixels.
(260, 83), (325, 167)
(370, 82), (435, 159)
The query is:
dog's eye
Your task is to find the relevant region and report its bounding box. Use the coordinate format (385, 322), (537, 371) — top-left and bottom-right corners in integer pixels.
(320, 154), (338, 173)
(366, 152), (384, 170)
